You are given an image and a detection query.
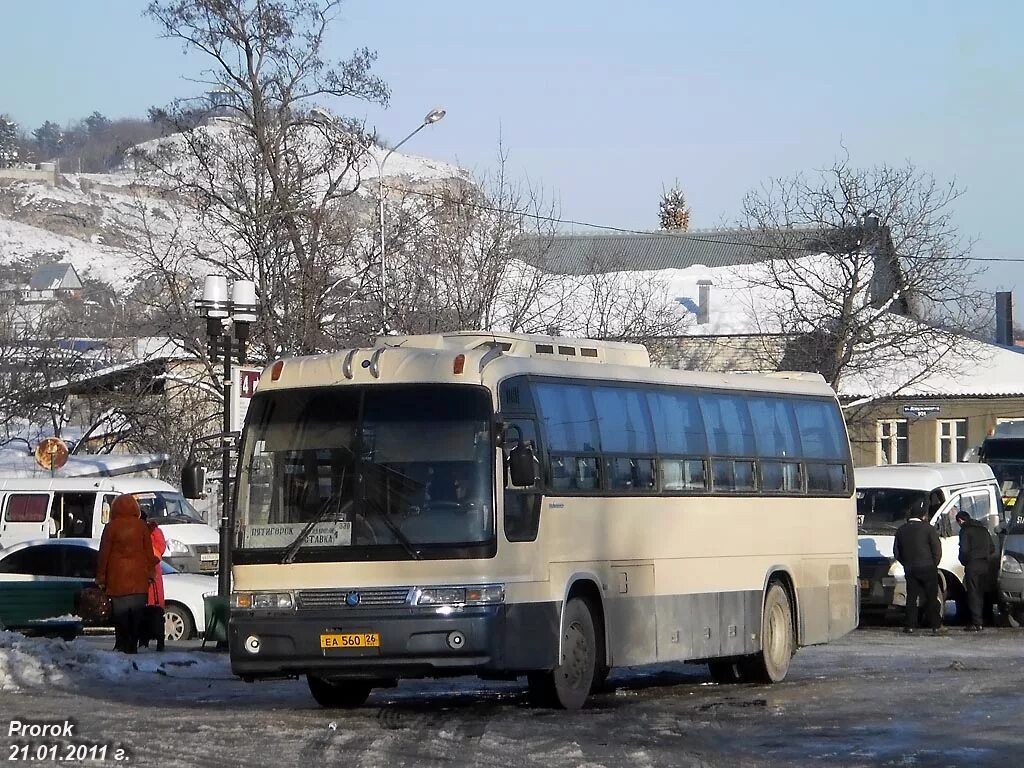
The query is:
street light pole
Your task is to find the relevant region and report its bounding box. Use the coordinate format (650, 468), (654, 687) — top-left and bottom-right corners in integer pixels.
(310, 107), (446, 334)
(195, 275), (257, 600)
(373, 107), (446, 333)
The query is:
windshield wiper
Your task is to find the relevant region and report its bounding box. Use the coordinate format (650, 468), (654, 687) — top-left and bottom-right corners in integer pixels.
(280, 493), (351, 564)
(364, 495), (422, 560)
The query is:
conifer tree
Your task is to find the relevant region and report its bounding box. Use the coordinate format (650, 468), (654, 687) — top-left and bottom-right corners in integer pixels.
(659, 182), (690, 230)
(0, 115), (18, 167)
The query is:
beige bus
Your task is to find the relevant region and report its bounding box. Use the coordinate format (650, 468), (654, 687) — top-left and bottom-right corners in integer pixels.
(227, 332), (858, 709)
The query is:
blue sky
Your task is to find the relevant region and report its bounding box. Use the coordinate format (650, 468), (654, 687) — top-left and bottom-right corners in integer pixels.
(3, 1), (1023, 304)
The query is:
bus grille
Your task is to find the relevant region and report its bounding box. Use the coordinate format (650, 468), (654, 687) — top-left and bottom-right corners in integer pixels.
(296, 588), (412, 610)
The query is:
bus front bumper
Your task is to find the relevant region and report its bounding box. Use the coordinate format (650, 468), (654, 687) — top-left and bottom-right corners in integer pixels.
(229, 602), (559, 681)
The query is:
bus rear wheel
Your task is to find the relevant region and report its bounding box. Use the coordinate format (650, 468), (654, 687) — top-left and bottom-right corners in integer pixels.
(306, 675), (373, 708)
(743, 583), (795, 683)
(527, 597), (597, 710)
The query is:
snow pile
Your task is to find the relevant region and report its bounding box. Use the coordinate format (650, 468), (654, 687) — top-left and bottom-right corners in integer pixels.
(0, 631), (230, 692)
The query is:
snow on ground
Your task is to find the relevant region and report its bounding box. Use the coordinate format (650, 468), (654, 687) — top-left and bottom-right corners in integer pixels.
(0, 630), (229, 692)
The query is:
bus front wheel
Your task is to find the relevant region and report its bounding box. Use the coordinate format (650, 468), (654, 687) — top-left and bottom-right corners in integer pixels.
(527, 597), (597, 710)
(306, 675), (372, 708)
(743, 583), (795, 683)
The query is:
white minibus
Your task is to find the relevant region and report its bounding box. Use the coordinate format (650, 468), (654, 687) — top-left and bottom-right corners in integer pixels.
(857, 463), (1001, 619)
(0, 477), (219, 574)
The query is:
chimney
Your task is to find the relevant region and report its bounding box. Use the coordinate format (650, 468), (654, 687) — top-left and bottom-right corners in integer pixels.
(862, 209), (880, 230)
(996, 291), (1014, 346)
(697, 280), (712, 324)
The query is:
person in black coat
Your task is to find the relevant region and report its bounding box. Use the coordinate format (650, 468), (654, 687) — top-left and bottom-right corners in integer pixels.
(956, 509), (996, 631)
(893, 497), (943, 634)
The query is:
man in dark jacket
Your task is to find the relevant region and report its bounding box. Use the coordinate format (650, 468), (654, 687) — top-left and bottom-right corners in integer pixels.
(956, 509), (996, 631)
(893, 497), (943, 635)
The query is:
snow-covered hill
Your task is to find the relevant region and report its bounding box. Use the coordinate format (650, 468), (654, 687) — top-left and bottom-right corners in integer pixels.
(0, 125), (469, 291)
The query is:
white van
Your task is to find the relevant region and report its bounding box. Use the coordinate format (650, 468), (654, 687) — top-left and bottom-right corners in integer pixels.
(0, 477), (219, 575)
(856, 463), (1002, 619)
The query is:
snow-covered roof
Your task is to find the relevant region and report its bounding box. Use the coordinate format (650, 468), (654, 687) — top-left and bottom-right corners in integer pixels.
(597, 256), (1024, 401)
(839, 341), (1024, 400)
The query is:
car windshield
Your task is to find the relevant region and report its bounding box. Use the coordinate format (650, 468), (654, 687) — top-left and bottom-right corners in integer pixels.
(857, 488), (930, 534)
(235, 384), (494, 561)
(133, 492), (205, 525)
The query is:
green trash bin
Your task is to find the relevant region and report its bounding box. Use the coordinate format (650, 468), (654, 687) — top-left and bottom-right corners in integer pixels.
(202, 594), (229, 648)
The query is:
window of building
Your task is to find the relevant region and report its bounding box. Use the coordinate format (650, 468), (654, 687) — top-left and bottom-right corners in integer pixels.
(878, 419), (908, 464)
(937, 419), (967, 463)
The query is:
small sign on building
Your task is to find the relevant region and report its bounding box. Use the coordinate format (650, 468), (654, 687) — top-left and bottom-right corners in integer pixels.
(902, 404), (941, 419)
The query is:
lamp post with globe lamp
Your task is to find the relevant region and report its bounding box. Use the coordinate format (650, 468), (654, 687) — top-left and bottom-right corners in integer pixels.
(194, 274), (258, 599)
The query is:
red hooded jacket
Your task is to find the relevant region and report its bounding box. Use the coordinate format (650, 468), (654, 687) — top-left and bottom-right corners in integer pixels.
(147, 524), (166, 607)
(97, 495), (159, 597)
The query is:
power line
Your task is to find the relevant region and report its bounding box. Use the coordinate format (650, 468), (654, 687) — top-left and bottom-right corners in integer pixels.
(383, 182), (1021, 264)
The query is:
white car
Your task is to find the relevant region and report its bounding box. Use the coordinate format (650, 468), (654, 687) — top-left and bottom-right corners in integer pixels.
(0, 538), (217, 641)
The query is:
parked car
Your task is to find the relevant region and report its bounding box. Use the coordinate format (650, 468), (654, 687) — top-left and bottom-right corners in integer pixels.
(0, 477), (220, 575)
(857, 463), (1002, 622)
(0, 538), (216, 641)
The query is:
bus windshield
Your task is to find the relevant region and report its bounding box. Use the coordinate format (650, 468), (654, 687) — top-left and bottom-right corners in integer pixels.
(235, 384), (494, 561)
(856, 488), (929, 535)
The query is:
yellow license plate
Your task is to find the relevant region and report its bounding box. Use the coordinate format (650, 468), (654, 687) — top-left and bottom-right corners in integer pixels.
(859, 579), (871, 590)
(320, 632), (380, 649)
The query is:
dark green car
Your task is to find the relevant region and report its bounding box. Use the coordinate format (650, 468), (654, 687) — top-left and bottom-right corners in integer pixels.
(0, 539), (93, 638)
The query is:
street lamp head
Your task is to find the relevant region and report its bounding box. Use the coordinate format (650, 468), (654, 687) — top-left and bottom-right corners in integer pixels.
(231, 279), (258, 324)
(197, 274), (229, 319)
(423, 108), (446, 125)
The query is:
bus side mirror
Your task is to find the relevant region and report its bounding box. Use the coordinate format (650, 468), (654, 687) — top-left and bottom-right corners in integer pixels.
(181, 462), (206, 499)
(508, 443), (539, 487)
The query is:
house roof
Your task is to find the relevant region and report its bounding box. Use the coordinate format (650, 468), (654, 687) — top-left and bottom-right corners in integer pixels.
(28, 263), (82, 291)
(642, 256), (1024, 401)
(839, 341), (1024, 400)
(515, 227), (875, 275)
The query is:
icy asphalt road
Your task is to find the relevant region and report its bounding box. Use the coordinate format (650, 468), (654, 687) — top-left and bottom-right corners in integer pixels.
(2, 626), (1023, 768)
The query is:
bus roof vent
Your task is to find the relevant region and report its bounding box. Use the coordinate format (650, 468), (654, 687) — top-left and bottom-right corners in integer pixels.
(376, 331), (651, 367)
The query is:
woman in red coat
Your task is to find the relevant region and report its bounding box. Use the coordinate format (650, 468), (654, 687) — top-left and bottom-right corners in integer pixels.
(141, 517), (167, 650)
(97, 494), (158, 654)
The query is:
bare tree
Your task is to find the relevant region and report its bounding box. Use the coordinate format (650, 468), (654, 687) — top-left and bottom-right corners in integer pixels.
(384, 147), (689, 344)
(0, 297), (108, 444)
(137, 0), (389, 358)
(739, 157), (986, 418)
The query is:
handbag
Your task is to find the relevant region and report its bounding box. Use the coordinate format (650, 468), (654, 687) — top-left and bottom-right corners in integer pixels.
(77, 585), (112, 623)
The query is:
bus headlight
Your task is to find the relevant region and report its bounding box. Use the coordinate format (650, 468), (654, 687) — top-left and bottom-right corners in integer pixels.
(415, 585), (504, 607)
(231, 591), (295, 610)
(1001, 556), (1024, 575)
